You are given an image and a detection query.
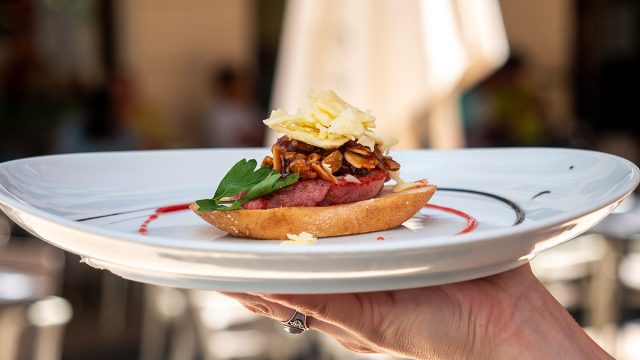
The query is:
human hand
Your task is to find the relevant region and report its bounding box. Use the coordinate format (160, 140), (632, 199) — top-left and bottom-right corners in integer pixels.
(223, 264), (610, 359)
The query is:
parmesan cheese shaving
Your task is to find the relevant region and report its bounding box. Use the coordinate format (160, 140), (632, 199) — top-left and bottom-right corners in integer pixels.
(264, 90), (397, 151)
(389, 171), (428, 192)
(281, 232), (317, 246)
(343, 174), (361, 184)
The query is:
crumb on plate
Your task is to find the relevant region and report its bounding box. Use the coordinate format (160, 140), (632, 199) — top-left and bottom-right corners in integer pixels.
(281, 232), (317, 246)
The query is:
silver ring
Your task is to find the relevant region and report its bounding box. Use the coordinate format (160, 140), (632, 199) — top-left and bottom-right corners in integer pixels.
(281, 310), (308, 334)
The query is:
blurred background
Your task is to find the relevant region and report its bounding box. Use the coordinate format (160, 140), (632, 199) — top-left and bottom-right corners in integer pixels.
(0, 0), (639, 359)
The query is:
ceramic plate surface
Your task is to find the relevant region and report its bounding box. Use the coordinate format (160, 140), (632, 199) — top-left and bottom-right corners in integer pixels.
(0, 148), (637, 293)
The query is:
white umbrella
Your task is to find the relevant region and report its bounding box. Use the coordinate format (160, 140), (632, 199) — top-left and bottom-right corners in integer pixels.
(268, 0), (509, 149)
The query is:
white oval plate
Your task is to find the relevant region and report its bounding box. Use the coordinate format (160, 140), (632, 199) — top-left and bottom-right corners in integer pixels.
(0, 148), (637, 293)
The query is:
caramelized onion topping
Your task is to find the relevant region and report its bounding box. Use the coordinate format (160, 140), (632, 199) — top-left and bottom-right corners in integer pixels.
(263, 136), (400, 180)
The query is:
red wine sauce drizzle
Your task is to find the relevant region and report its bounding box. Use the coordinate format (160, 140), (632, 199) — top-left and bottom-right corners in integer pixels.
(424, 204), (478, 235)
(139, 203), (191, 235)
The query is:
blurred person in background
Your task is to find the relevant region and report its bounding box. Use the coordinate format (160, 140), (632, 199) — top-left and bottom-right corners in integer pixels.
(109, 72), (172, 150)
(462, 55), (552, 147)
(204, 65), (265, 148)
(55, 71), (172, 153)
(0, 0), (74, 159)
(54, 73), (138, 153)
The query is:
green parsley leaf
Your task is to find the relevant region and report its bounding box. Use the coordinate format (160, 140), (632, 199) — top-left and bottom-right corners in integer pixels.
(245, 172), (300, 201)
(196, 158), (299, 211)
(195, 199), (242, 211)
(195, 199), (218, 211)
(213, 159), (272, 200)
